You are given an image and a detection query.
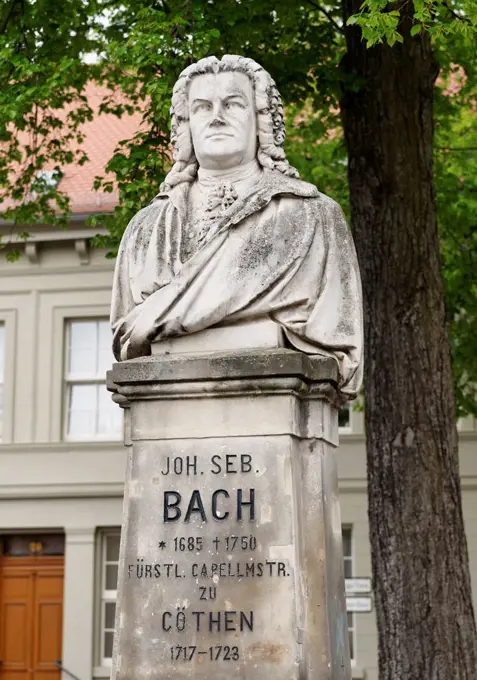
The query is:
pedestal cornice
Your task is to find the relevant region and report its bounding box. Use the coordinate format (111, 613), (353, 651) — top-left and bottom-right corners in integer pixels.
(109, 348), (341, 405)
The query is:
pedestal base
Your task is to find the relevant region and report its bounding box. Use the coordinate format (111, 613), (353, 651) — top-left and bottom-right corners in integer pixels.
(110, 349), (351, 680)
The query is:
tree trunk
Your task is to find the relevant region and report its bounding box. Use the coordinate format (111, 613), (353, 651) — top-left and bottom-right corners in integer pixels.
(340, 4), (477, 678)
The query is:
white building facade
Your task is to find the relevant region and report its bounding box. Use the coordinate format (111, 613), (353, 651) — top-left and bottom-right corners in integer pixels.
(0, 220), (476, 680)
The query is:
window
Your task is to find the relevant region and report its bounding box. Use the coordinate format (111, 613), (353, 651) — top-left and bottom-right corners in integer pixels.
(0, 323), (4, 441)
(99, 531), (121, 666)
(64, 319), (122, 440)
(338, 404), (351, 431)
(342, 526), (355, 662)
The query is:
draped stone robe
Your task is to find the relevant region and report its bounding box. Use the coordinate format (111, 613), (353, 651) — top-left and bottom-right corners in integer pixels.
(111, 170), (363, 399)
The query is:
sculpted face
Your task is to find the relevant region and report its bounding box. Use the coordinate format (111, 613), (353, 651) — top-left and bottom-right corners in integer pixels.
(188, 71), (257, 170)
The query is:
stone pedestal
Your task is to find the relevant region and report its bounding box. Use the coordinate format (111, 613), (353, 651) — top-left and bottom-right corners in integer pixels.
(110, 348), (351, 680)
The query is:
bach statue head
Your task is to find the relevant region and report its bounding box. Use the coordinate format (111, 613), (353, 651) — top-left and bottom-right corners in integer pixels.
(162, 55), (298, 190)
(111, 55), (363, 399)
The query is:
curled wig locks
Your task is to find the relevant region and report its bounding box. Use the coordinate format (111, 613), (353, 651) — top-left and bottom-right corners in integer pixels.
(160, 55), (299, 192)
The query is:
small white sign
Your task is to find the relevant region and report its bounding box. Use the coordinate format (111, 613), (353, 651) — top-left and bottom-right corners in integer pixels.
(346, 596), (373, 613)
(345, 578), (372, 595)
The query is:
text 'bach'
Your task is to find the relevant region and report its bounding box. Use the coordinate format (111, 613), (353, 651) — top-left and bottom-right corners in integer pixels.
(163, 489), (256, 523)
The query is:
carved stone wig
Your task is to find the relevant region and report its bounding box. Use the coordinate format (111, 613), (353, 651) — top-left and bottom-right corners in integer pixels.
(161, 55), (300, 192)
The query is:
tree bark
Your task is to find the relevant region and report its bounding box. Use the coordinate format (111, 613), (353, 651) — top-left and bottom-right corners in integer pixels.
(340, 3), (477, 678)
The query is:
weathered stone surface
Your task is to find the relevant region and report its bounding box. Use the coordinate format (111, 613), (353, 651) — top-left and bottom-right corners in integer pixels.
(110, 348), (339, 387)
(110, 55), (363, 401)
(111, 352), (351, 680)
(151, 319), (285, 355)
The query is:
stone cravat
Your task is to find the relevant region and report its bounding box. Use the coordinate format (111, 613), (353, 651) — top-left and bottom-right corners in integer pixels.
(182, 161), (261, 260)
(195, 182), (239, 248)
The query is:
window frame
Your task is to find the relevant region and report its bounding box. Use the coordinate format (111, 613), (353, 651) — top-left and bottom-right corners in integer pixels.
(339, 397), (366, 436)
(98, 529), (121, 668)
(0, 311), (16, 443)
(63, 318), (121, 442)
(338, 403), (352, 434)
(0, 321), (4, 442)
(342, 525), (356, 664)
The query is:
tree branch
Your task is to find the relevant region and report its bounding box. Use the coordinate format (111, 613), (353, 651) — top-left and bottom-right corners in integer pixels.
(436, 146), (477, 151)
(0, 0), (19, 36)
(305, 0), (344, 34)
(442, 0), (472, 24)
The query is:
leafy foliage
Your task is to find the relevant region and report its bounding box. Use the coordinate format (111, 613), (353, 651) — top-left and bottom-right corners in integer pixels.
(434, 58), (477, 416)
(0, 0), (476, 414)
(0, 0), (103, 228)
(348, 0), (477, 46)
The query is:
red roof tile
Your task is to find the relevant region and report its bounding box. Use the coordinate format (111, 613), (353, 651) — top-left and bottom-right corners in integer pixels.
(3, 82), (145, 215)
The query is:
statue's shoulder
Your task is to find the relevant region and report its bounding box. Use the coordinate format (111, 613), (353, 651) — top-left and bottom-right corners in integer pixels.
(266, 171), (318, 200)
(119, 200), (169, 258)
(266, 172), (344, 215)
(314, 190), (345, 214)
(136, 197), (168, 223)
(124, 198), (168, 237)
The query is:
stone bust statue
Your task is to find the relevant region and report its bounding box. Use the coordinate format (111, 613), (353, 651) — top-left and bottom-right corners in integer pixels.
(111, 55), (363, 399)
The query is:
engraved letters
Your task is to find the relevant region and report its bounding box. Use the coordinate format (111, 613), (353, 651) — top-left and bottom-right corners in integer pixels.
(163, 488), (256, 523)
(126, 451), (287, 666)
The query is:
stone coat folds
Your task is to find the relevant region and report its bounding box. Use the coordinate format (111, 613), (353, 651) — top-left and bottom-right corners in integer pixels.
(111, 170), (363, 398)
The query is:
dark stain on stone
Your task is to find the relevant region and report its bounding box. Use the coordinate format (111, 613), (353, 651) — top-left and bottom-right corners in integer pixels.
(247, 642), (288, 663)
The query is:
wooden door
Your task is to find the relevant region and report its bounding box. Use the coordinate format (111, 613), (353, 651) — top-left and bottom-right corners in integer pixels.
(0, 557), (63, 680)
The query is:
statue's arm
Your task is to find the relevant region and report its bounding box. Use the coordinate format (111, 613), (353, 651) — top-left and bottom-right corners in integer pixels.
(110, 215), (142, 361)
(280, 196), (364, 398)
